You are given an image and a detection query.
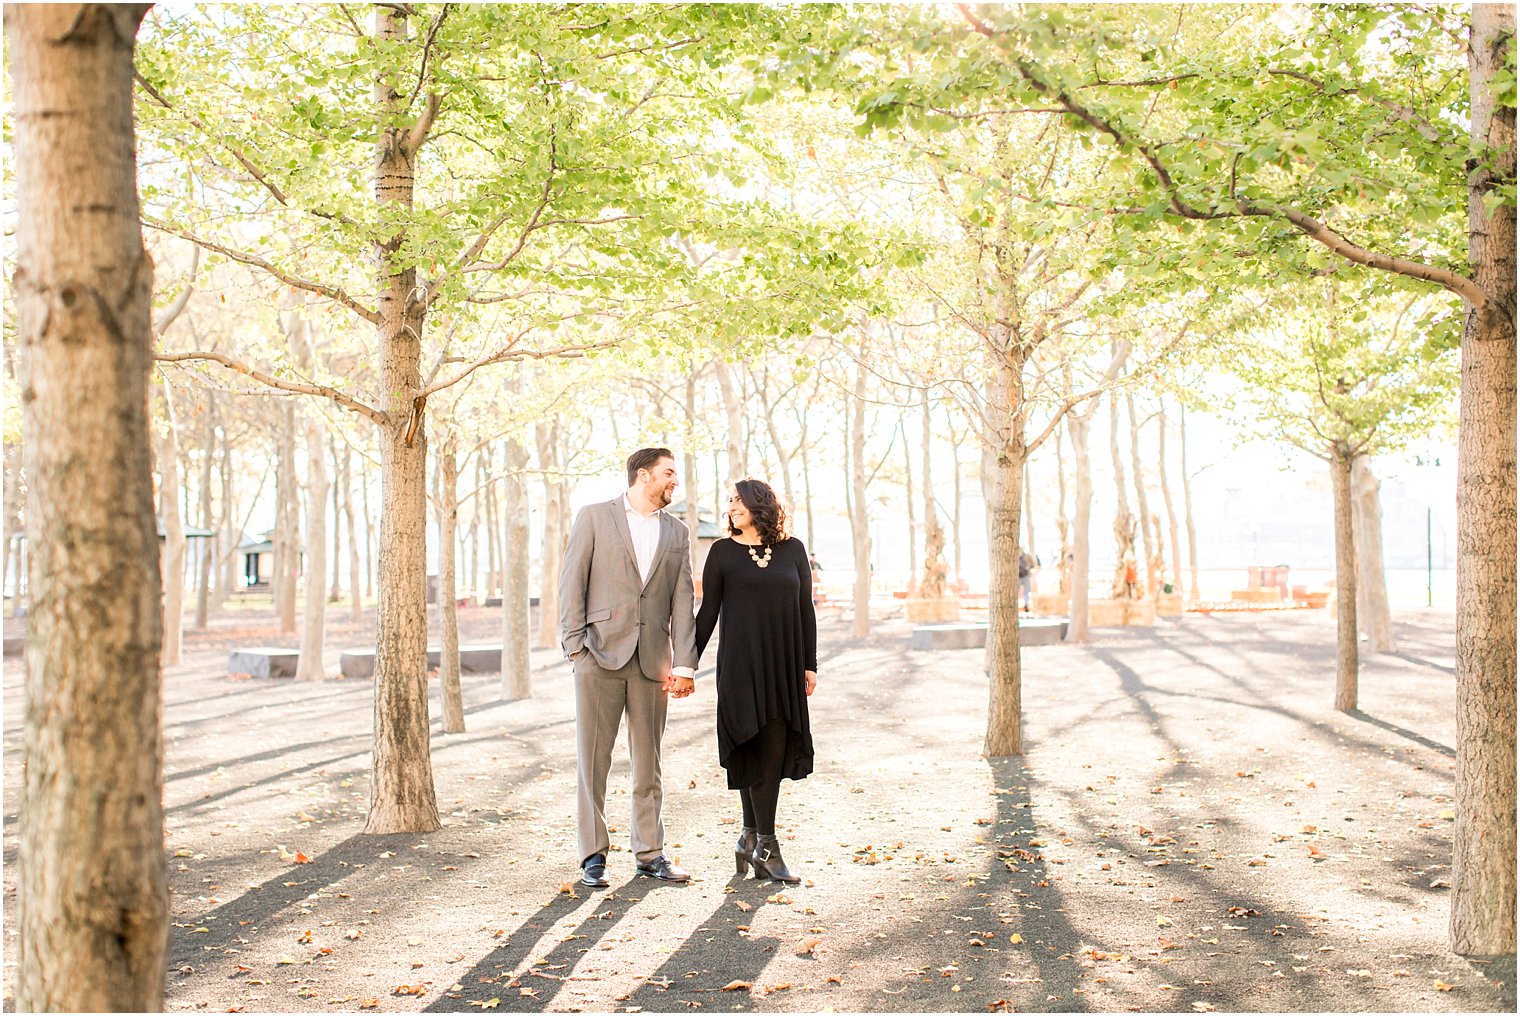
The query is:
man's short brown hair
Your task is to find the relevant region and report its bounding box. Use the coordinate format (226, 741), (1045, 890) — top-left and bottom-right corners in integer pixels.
(626, 447), (673, 486)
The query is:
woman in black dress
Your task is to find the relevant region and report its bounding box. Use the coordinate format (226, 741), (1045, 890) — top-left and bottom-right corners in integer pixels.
(695, 479), (817, 883)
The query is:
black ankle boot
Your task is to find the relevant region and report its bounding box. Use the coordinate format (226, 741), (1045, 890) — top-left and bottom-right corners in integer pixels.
(734, 827), (758, 875)
(750, 834), (800, 883)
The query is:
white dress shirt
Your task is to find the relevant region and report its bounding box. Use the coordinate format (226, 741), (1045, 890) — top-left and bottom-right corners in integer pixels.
(623, 493), (693, 680)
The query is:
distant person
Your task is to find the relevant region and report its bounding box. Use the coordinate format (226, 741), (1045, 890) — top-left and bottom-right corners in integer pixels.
(696, 479), (818, 884)
(808, 551), (823, 605)
(559, 447), (697, 889)
(1018, 549), (1040, 611)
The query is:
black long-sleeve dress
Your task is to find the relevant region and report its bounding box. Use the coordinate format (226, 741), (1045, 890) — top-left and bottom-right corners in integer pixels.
(694, 537), (816, 789)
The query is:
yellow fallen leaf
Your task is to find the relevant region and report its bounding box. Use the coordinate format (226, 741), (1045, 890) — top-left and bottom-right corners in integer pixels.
(275, 955), (297, 966)
(1435, 980), (1454, 991)
(1010, 933), (1023, 944)
(720, 980), (752, 991)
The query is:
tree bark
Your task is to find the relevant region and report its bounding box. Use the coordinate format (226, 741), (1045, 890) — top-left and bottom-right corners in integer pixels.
(501, 434), (533, 700)
(275, 401), (299, 633)
(1156, 401), (1184, 595)
(848, 357), (872, 637)
(344, 444), (362, 622)
(219, 425), (238, 602)
(715, 359), (745, 486)
(1451, 0), (1517, 957)
(1330, 442), (1359, 712)
(1055, 422), (1071, 597)
(1180, 405), (1202, 603)
(902, 416), (917, 590)
(10, 6), (167, 1009)
(296, 414), (329, 681)
(919, 391), (946, 600)
(1065, 402), (1096, 643)
(535, 419), (564, 650)
(329, 435), (343, 602)
(685, 373), (701, 561)
(1351, 454), (1395, 653)
(158, 381), (186, 666)
(982, 336), (1024, 757)
(361, 453), (375, 600)
(1108, 391), (1135, 598)
(194, 395), (217, 629)
(1127, 391), (1159, 598)
(365, 4), (440, 834)
(436, 435), (465, 732)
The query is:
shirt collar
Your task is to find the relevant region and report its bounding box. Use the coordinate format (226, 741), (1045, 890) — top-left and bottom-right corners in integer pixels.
(622, 493), (659, 520)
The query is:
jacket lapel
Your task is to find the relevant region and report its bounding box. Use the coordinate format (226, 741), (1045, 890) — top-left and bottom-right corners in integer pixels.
(609, 498), (638, 575)
(642, 512), (672, 590)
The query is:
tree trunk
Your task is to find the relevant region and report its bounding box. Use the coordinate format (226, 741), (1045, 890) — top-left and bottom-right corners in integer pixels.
(1055, 423), (1071, 597)
(361, 453), (375, 600)
(219, 426), (238, 602)
(296, 415), (329, 681)
(345, 444), (362, 621)
(275, 402), (299, 633)
(901, 416), (917, 591)
(1127, 391), (1159, 598)
(800, 420), (817, 551)
(950, 427), (964, 581)
(194, 395), (216, 629)
(848, 358), (872, 637)
(1180, 405), (1201, 603)
(535, 420), (563, 650)
(365, 3), (440, 834)
(1108, 391), (1135, 599)
(1157, 401), (1184, 595)
(685, 372), (701, 559)
(1351, 454), (1395, 653)
(715, 359), (745, 486)
(10, 6), (167, 1009)
(329, 435), (343, 602)
(1451, 0), (1517, 957)
(1065, 404), (1096, 643)
(158, 381), (186, 666)
(1330, 443), (1359, 712)
(436, 436), (464, 732)
(1, 443), (18, 609)
(919, 391), (946, 600)
(982, 337), (1024, 757)
(501, 434), (533, 700)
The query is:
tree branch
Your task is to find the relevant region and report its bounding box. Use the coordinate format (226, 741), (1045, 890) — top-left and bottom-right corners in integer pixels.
(155, 350), (388, 424)
(153, 245), (201, 338)
(417, 338), (620, 398)
(141, 217), (382, 324)
(135, 71), (356, 227)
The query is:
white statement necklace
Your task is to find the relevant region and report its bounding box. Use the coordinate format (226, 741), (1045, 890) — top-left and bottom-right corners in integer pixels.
(746, 542), (772, 569)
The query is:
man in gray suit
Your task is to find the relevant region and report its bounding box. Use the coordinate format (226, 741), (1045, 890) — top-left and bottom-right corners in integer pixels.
(559, 447), (698, 887)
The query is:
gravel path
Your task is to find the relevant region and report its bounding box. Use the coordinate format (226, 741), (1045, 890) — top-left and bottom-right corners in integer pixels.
(3, 604), (1513, 1013)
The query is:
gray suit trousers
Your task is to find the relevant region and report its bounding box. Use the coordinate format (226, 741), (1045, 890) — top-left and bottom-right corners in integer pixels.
(574, 652), (669, 865)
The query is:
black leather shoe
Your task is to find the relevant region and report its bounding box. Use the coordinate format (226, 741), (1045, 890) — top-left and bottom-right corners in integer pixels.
(580, 853), (609, 889)
(635, 856), (691, 882)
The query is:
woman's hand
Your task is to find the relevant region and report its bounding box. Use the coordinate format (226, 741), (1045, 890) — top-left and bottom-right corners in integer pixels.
(805, 670), (817, 696)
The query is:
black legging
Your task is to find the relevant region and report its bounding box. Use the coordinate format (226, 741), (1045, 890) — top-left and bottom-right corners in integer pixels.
(737, 720), (788, 836)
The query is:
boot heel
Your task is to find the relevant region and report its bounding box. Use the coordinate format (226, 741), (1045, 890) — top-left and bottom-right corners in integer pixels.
(734, 826), (758, 877)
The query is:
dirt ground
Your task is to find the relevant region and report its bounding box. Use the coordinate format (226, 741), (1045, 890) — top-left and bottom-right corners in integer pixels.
(3, 601), (1515, 1013)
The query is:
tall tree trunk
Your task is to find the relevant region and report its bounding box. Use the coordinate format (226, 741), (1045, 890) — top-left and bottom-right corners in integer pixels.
(1351, 454), (1395, 653)
(1108, 391), (1135, 599)
(799, 419), (816, 551)
(715, 359), (745, 486)
(436, 436), (464, 732)
(1156, 401), (1184, 595)
(1330, 442), (1359, 712)
(361, 454), (375, 600)
(848, 358), (872, 637)
(982, 337), (1024, 757)
(919, 391), (946, 600)
(1065, 403), (1096, 643)
(219, 425), (238, 602)
(365, 4), (440, 834)
(950, 427), (964, 581)
(1055, 423), (1071, 597)
(10, 6), (167, 1009)
(329, 435), (343, 602)
(1452, 1), (1517, 956)
(535, 420), (563, 650)
(296, 415), (329, 681)
(344, 444), (362, 621)
(1127, 391), (1159, 598)
(275, 402), (299, 633)
(1, 443), (18, 609)
(501, 434), (533, 700)
(1180, 405), (1202, 603)
(901, 415), (917, 591)
(684, 372), (701, 559)
(158, 381), (186, 666)
(194, 396), (216, 629)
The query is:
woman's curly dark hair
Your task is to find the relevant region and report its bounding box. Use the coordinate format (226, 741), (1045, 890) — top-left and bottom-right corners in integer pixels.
(731, 478), (790, 546)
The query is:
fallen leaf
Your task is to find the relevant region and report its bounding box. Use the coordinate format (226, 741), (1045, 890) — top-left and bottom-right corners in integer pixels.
(1347, 969), (1372, 978)
(1009, 933), (1023, 944)
(720, 980), (752, 992)
(1435, 980), (1454, 992)
(275, 955), (297, 966)
(393, 983), (428, 996)
(796, 937), (821, 955)
(346, 929), (364, 941)
(297, 930), (313, 944)
(734, 901), (753, 912)
(359, 1001), (379, 1010)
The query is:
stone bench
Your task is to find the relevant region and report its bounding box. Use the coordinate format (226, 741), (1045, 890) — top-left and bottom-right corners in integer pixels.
(910, 619), (1068, 651)
(339, 644), (503, 679)
(228, 647), (299, 679)
(3, 635), (22, 657)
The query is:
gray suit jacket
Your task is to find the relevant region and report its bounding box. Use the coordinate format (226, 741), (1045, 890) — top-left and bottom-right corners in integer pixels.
(558, 497), (698, 680)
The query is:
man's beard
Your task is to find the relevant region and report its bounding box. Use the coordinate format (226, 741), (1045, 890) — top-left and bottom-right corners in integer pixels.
(655, 484), (674, 508)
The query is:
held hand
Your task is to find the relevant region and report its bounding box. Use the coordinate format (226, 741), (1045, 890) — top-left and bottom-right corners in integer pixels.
(805, 670), (817, 696)
(665, 675), (695, 699)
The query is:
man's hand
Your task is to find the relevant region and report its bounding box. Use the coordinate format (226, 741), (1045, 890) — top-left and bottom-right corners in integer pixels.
(664, 674), (695, 699)
(805, 670), (817, 696)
